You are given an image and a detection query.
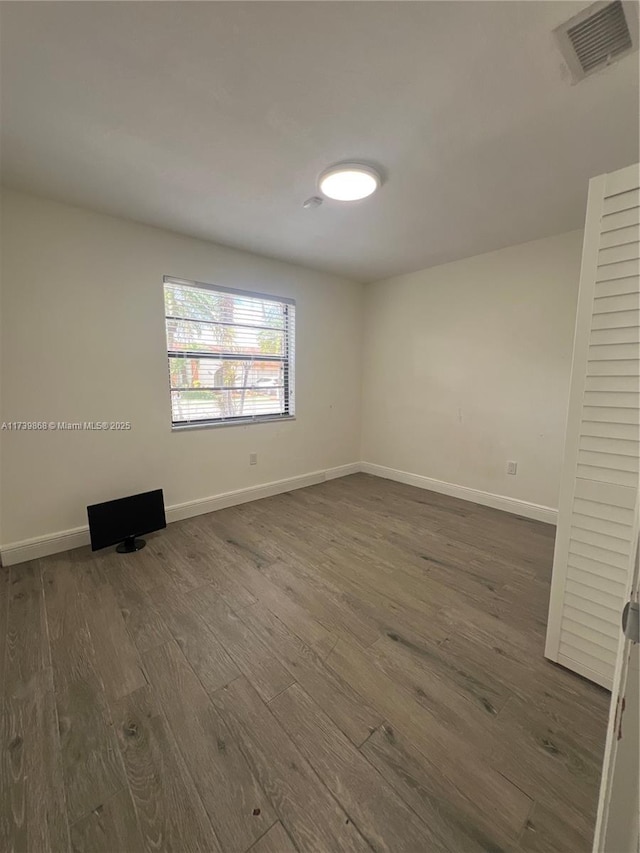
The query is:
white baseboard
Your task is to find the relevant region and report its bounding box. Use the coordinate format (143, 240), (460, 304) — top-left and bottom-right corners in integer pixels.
(323, 462), (361, 481)
(0, 526), (93, 567)
(0, 463), (361, 567)
(167, 463), (360, 523)
(0, 460), (555, 566)
(360, 462), (558, 525)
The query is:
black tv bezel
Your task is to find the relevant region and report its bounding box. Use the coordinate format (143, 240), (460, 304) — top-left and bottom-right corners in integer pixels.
(86, 488), (166, 552)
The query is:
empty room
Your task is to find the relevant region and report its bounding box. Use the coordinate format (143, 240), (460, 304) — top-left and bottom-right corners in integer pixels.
(1, 2), (639, 852)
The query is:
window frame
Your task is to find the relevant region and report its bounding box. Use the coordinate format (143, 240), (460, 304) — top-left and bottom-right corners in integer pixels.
(163, 276), (296, 431)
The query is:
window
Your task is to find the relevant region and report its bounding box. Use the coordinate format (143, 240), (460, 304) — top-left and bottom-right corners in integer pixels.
(163, 277), (295, 428)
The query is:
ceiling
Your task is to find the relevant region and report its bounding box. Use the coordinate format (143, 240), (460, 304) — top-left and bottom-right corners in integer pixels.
(1, 1), (638, 283)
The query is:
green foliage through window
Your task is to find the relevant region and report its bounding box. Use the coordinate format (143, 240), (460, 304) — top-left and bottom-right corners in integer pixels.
(164, 279), (295, 426)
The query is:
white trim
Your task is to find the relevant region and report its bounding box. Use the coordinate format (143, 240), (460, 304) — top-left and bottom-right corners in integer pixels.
(593, 522), (640, 850)
(0, 526), (92, 566)
(360, 462), (557, 525)
(544, 173), (607, 664)
(0, 463), (360, 566)
(323, 463), (361, 481)
(163, 275), (296, 306)
(0, 461), (555, 566)
(171, 415), (296, 432)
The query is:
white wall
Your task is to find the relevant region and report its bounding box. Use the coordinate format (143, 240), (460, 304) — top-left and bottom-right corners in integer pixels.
(0, 190), (363, 546)
(361, 230), (584, 512)
(0, 190), (585, 549)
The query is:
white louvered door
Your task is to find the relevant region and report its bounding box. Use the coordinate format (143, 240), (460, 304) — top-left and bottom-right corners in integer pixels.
(545, 163), (640, 690)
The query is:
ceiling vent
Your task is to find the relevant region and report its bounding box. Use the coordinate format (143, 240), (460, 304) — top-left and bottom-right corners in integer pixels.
(554, 0), (639, 83)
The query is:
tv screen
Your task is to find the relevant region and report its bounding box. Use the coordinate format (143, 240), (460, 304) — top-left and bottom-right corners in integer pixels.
(87, 488), (166, 552)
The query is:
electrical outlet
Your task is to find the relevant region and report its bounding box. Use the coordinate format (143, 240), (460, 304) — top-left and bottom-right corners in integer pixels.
(507, 460), (518, 475)
(249, 452), (258, 466)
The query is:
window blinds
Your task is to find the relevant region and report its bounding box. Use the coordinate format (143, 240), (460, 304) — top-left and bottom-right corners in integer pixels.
(164, 277), (296, 427)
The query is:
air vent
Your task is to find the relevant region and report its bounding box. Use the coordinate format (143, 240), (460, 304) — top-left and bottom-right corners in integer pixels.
(555, 1), (639, 83)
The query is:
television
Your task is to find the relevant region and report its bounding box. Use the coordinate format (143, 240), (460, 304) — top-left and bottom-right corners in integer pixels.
(87, 488), (166, 553)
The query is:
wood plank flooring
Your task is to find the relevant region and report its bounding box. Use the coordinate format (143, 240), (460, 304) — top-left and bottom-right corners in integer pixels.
(0, 474), (610, 852)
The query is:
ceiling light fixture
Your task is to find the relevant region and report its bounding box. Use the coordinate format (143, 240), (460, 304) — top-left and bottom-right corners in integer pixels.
(319, 163), (381, 201)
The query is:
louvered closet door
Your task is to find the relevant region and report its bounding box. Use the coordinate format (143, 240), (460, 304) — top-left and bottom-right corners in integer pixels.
(545, 163), (640, 690)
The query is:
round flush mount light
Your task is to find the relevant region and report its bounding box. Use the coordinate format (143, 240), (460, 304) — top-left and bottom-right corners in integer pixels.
(318, 163), (381, 201)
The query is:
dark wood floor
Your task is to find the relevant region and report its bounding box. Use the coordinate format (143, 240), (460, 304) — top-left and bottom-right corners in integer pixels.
(1, 474), (609, 853)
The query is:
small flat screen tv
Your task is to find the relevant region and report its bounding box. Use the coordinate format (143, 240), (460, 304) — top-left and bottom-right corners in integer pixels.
(87, 488), (166, 553)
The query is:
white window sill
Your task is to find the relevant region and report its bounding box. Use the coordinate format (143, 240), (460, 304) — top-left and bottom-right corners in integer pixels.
(171, 415), (296, 432)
